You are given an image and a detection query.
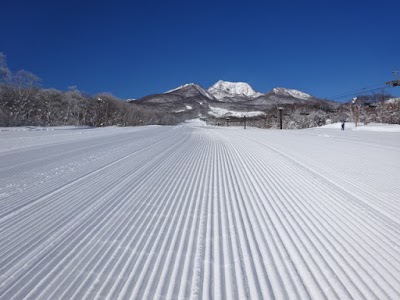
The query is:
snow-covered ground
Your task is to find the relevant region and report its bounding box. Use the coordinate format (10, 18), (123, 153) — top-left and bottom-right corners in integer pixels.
(175, 105), (193, 113)
(1, 122), (400, 299)
(319, 122), (400, 132)
(208, 106), (265, 118)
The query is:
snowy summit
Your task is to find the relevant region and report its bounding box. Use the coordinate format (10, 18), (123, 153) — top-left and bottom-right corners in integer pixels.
(165, 83), (198, 94)
(165, 83), (214, 99)
(208, 80), (263, 100)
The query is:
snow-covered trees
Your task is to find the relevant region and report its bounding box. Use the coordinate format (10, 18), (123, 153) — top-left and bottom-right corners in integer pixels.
(0, 54), (42, 126)
(0, 53), (150, 127)
(1, 52), (399, 128)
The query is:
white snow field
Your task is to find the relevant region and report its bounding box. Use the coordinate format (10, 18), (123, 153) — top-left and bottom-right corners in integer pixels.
(1, 120), (400, 299)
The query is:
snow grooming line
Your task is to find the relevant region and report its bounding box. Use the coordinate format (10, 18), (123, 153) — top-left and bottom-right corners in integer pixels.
(0, 124), (400, 299)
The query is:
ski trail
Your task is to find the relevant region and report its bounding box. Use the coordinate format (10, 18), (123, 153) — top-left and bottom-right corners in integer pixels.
(219, 128), (400, 299)
(0, 124), (399, 299)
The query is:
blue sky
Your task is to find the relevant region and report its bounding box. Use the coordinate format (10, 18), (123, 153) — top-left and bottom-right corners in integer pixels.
(1, 0), (399, 100)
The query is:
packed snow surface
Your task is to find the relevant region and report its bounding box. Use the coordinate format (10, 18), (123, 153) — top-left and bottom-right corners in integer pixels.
(319, 122), (400, 132)
(1, 122), (400, 299)
(208, 80), (263, 99)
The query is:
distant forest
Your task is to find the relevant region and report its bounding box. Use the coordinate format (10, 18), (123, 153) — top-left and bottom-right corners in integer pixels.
(1, 53), (399, 128)
(0, 53), (183, 127)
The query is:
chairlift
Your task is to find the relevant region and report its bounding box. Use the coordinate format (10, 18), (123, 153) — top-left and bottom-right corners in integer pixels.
(386, 71), (400, 87)
(386, 80), (400, 87)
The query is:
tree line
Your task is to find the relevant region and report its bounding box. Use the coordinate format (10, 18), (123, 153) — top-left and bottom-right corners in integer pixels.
(0, 53), (183, 127)
(2, 53), (398, 128)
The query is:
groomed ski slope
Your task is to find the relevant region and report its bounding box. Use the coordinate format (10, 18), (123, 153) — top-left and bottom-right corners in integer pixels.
(1, 120), (400, 299)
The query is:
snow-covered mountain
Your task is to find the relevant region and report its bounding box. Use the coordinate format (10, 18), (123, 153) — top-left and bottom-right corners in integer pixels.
(162, 81), (314, 102)
(271, 87), (313, 100)
(165, 83), (214, 100)
(208, 80), (263, 100)
(135, 80), (325, 117)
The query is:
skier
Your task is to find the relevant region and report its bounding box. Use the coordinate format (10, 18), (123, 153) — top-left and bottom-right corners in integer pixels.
(341, 121), (345, 130)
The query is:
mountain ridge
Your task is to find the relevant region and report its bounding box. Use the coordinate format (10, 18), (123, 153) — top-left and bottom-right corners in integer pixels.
(132, 80), (333, 125)
(153, 80), (316, 103)
(165, 83), (215, 100)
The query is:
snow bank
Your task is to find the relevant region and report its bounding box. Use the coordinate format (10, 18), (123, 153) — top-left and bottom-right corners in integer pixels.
(316, 122), (400, 132)
(352, 123), (400, 132)
(0, 126), (92, 132)
(184, 118), (207, 126)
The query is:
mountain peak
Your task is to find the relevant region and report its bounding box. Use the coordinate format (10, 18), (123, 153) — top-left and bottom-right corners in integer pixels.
(165, 83), (197, 93)
(208, 80), (263, 100)
(165, 83), (214, 99)
(272, 87), (313, 100)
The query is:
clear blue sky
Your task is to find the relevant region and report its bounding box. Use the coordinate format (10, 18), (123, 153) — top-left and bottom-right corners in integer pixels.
(1, 0), (399, 101)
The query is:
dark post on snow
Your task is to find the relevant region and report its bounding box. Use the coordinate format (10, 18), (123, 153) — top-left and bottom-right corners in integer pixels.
(277, 107), (283, 129)
(243, 115), (247, 129)
(352, 97), (359, 127)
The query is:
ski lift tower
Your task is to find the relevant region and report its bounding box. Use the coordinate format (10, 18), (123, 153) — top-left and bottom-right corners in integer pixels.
(385, 70), (400, 125)
(352, 97), (359, 127)
(386, 70), (400, 87)
(277, 107), (283, 129)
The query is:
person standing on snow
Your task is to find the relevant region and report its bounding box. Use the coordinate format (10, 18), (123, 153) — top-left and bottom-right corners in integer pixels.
(341, 121), (345, 130)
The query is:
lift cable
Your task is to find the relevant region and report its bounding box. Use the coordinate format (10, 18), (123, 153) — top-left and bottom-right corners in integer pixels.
(329, 85), (386, 101)
(328, 83), (384, 99)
